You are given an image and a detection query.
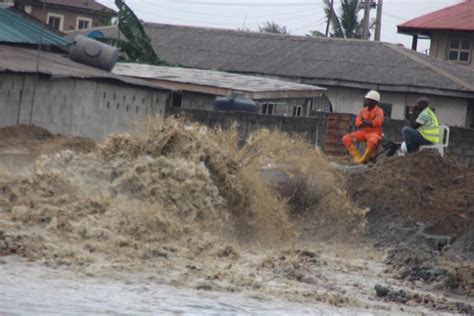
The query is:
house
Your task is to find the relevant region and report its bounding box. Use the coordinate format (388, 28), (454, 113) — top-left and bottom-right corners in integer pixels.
(0, 45), (167, 140)
(112, 63), (327, 116)
(0, 7), (69, 47)
(398, 0), (474, 69)
(75, 23), (474, 128)
(0, 8), (168, 140)
(13, 0), (116, 32)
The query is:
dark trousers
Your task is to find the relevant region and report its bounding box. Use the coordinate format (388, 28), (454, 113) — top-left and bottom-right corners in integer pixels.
(402, 126), (432, 153)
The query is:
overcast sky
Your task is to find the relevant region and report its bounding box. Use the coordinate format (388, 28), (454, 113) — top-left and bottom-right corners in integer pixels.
(96, 0), (460, 52)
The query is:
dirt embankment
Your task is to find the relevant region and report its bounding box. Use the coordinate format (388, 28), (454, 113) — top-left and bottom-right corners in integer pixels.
(348, 151), (474, 254)
(0, 125), (96, 152)
(348, 150), (474, 297)
(0, 125), (96, 174)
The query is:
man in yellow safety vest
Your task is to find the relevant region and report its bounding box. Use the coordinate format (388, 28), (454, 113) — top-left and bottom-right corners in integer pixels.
(402, 97), (440, 153)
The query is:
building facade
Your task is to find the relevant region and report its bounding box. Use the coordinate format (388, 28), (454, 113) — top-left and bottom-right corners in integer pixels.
(0, 74), (166, 140)
(112, 63), (327, 118)
(79, 23), (474, 128)
(0, 44), (168, 140)
(398, 0), (474, 69)
(14, 0), (116, 32)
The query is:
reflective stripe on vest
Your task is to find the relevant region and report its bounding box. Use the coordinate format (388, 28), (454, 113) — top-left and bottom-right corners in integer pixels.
(419, 108), (440, 143)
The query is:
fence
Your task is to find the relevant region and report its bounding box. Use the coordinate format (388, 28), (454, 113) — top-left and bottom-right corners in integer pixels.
(166, 108), (474, 166)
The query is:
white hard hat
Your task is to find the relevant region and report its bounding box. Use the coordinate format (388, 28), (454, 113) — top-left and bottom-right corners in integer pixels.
(365, 90), (380, 102)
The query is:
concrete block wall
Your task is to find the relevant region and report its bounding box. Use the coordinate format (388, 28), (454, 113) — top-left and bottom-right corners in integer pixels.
(448, 127), (474, 166)
(166, 107), (474, 166)
(0, 74), (168, 140)
(166, 107), (327, 148)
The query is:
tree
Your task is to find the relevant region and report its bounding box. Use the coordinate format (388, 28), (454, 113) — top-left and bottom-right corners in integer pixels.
(236, 26), (253, 32)
(99, 0), (163, 65)
(306, 30), (325, 37)
(258, 21), (289, 34)
(311, 0), (375, 39)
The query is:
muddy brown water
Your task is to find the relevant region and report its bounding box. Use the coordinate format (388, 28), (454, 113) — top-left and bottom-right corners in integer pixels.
(0, 122), (473, 315)
(0, 258), (380, 316)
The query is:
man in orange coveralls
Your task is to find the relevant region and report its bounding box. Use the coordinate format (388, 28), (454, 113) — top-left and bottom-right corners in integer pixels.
(342, 90), (384, 164)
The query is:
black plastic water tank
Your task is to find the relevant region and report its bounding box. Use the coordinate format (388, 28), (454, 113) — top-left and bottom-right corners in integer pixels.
(215, 94), (258, 113)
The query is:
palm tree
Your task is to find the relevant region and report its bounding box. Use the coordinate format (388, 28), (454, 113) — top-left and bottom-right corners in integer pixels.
(258, 21), (289, 34)
(314, 0), (375, 39)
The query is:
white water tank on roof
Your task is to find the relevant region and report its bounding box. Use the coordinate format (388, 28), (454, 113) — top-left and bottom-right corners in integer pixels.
(70, 35), (118, 72)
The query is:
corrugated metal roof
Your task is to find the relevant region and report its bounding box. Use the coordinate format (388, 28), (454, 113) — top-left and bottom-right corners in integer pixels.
(0, 44), (167, 90)
(0, 8), (71, 46)
(26, 0), (116, 15)
(71, 23), (474, 98)
(114, 63), (325, 93)
(113, 63), (325, 100)
(398, 0), (474, 33)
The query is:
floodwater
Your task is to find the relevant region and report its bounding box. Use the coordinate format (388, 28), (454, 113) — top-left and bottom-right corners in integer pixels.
(0, 259), (380, 316)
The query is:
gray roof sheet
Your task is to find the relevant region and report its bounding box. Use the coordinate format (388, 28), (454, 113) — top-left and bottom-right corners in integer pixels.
(113, 63), (325, 93)
(142, 23), (474, 97)
(0, 45), (166, 90)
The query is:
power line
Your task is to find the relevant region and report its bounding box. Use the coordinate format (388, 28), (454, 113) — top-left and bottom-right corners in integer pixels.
(161, 1), (321, 7)
(100, 0), (315, 19)
(383, 12), (407, 21)
(291, 16), (327, 32)
(130, 7), (320, 27)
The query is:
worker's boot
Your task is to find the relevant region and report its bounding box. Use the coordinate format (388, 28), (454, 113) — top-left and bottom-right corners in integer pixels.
(355, 147), (375, 165)
(345, 144), (361, 162)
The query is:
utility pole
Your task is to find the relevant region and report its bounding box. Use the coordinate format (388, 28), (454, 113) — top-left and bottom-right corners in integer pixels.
(374, 0), (383, 41)
(325, 0), (334, 37)
(362, 0), (371, 40)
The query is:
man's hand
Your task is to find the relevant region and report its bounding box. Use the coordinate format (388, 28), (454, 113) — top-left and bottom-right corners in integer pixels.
(361, 120), (373, 128)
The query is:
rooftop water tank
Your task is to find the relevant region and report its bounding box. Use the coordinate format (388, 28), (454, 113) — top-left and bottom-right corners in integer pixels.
(215, 94), (258, 113)
(70, 35), (118, 72)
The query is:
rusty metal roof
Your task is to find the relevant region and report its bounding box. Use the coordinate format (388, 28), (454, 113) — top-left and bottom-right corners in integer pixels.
(113, 63), (326, 100)
(398, 0), (474, 33)
(0, 8), (71, 45)
(24, 0), (116, 15)
(0, 44), (167, 90)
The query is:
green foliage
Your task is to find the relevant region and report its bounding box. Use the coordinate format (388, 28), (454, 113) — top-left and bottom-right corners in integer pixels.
(258, 21), (289, 34)
(309, 0), (376, 39)
(110, 0), (163, 64)
(306, 30), (325, 37)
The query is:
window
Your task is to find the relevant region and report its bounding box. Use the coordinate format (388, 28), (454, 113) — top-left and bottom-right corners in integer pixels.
(172, 92), (182, 108)
(378, 102), (392, 118)
(306, 99), (313, 116)
(262, 103), (274, 115)
(47, 13), (63, 31)
(448, 39), (471, 63)
(292, 105), (303, 117)
(77, 17), (93, 30)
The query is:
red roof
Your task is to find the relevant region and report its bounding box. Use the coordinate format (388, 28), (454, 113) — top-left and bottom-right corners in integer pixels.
(30, 0), (116, 15)
(398, 0), (474, 33)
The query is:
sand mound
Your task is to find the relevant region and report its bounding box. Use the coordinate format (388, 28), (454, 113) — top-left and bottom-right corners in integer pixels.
(348, 150), (474, 256)
(0, 125), (53, 141)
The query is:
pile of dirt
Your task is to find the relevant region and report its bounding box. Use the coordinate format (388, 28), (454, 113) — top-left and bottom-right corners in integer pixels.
(0, 125), (53, 141)
(347, 150), (474, 295)
(0, 125), (96, 152)
(348, 151), (474, 252)
(0, 125), (96, 174)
